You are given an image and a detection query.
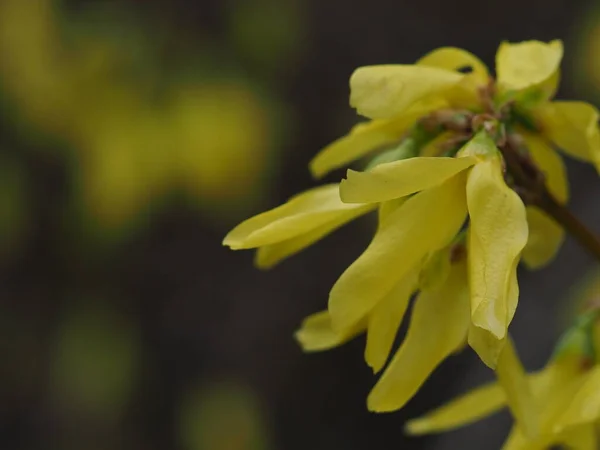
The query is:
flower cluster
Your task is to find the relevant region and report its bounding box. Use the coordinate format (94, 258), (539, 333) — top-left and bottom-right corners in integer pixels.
(224, 40), (600, 440)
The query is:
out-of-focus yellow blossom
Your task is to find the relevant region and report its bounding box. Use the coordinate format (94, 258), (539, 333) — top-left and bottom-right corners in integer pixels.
(0, 0), (279, 231)
(406, 321), (600, 450)
(225, 40), (600, 416)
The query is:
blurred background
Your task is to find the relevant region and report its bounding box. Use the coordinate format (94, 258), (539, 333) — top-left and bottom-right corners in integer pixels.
(1, 0), (600, 449)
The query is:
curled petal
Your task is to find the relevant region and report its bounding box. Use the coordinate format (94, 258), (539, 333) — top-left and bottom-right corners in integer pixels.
(535, 101), (600, 172)
(295, 310), (365, 352)
(223, 184), (374, 250)
(340, 156), (476, 203)
(467, 157), (528, 341)
(496, 40), (563, 95)
(329, 173), (468, 330)
(350, 65), (463, 119)
(367, 261), (470, 412)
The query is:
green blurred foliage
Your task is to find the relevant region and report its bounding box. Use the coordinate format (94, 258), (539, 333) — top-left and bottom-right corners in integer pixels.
(572, 3), (600, 101)
(227, 0), (307, 74)
(0, 0), (303, 447)
(179, 380), (271, 450)
(0, 154), (29, 257)
(51, 301), (140, 417)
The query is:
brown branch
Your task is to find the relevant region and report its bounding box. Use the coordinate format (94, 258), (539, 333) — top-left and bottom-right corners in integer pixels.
(501, 136), (600, 262)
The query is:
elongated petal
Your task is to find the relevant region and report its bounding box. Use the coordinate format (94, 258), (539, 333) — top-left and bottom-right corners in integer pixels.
(521, 131), (568, 202)
(310, 99), (445, 178)
(295, 310), (365, 352)
(340, 156), (476, 203)
(405, 380), (506, 435)
(496, 40), (563, 93)
(255, 203), (373, 269)
(467, 157), (528, 340)
(554, 365), (600, 432)
(350, 65), (463, 119)
(536, 101), (600, 171)
(418, 47), (489, 84)
(367, 261), (470, 412)
(223, 184), (373, 249)
(364, 270), (418, 373)
(329, 173), (468, 330)
(496, 338), (539, 438)
(521, 207), (564, 269)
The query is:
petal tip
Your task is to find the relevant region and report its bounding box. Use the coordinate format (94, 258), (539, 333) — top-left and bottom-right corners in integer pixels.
(404, 419), (428, 436)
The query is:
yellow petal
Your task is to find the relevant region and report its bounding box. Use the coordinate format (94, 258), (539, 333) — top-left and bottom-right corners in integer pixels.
(496, 40), (563, 93)
(536, 101), (600, 172)
(377, 198), (406, 229)
(501, 427), (548, 450)
(496, 338), (539, 438)
(328, 172), (468, 330)
(417, 47), (489, 85)
(521, 130), (568, 203)
(367, 261), (470, 412)
(554, 365), (600, 432)
(521, 206), (564, 269)
(405, 379), (505, 435)
(417, 47), (489, 108)
(467, 157), (528, 340)
(223, 184), (373, 249)
(310, 99), (445, 178)
(339, 155), (476, 203)
(364, 269), (418, 373)
(255, 205), (370, 269)
(558, 424), (597, 450)
(350, 65), (463, 119)
(294, 310), (365, 352)
(501, 424), (596, 450)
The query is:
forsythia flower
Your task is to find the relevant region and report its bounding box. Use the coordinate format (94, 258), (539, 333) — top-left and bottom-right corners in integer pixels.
(224, 40), (600, 415)
(406, 330), (600, 449)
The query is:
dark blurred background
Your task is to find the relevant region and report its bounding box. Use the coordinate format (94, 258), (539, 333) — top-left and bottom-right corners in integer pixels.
(1, 0), (600, 449)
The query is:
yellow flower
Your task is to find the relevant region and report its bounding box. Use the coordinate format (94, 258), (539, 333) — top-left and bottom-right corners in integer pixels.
(405, 344), (600, 450)
(333, 131), (528, 370)
(223, 184), (375, 269)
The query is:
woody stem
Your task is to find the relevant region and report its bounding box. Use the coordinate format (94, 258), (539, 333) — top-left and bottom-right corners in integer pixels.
(500, 138), (600, 262)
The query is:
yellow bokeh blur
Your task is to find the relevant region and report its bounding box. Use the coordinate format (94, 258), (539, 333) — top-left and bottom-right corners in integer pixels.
(0, 0), (282, 233)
